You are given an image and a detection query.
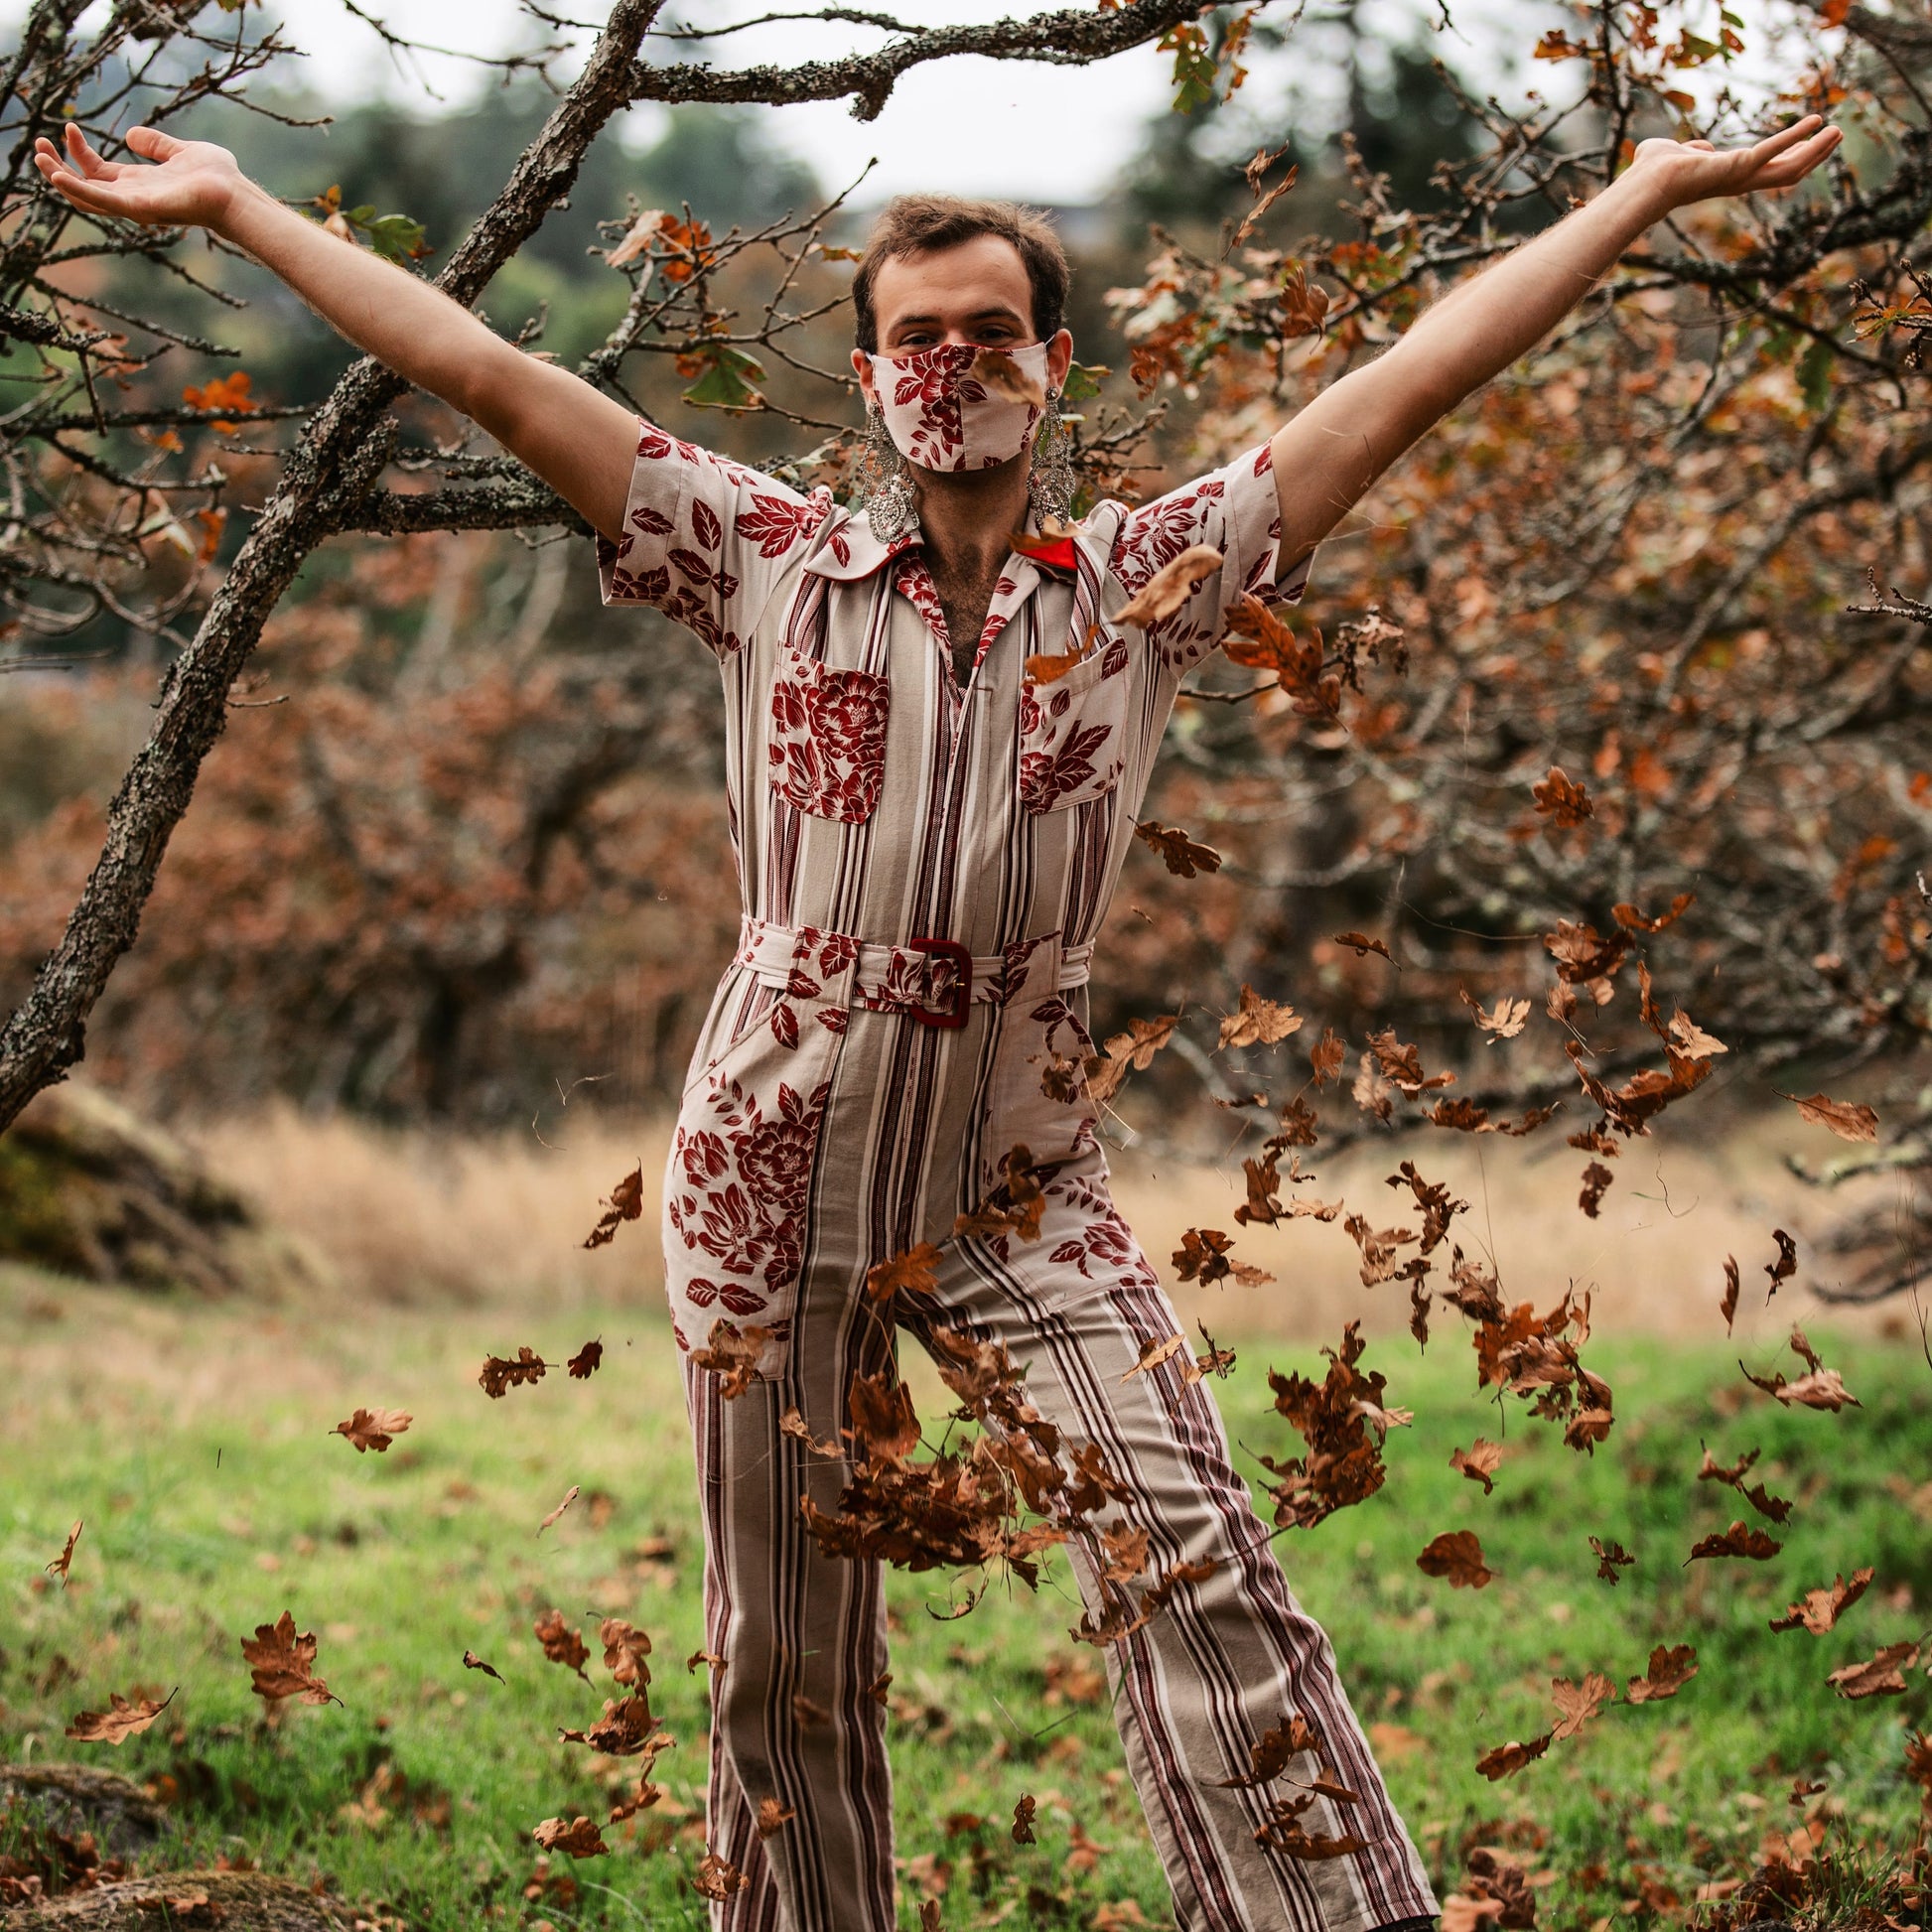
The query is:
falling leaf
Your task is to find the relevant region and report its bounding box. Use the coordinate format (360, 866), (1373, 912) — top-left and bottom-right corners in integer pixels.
(601, 1617), (653, 1686)
(694, 1849), (752, 1898)
(756, 1796), (796, 1837)
(1770, 1569), (1874, 1635)
(462, 1650), (503, 1683)
(1550, 1671), (1615, 1739)
(1589, 1536), (1635, 1584)
(974, 345), (1045, 407)
(1122, 1332), (1188, 1383)
(568, 1340), (604, 1378)
(46, 1519), (81, 1584)
(65, 1686), (178, 1744)
(1310, 1029), (1345, 1086)
(1579, 1161), (1615, 1218)
(1764, 1229), (1799, 1299)
(1782, 1091), (1879, 1142)
(333, 1407), (412, 1453)
(1625, 1642), (1699, 1704)
(583, 1164), (645, 1250)
(1720, 1255), (1740, 1333)
(559, 1694), (659, 1754)
(1532, 766), (1592, 827)
(480, 1346), (549, 1398)
(1135, 819), (1222, 878)
(1449, 1440), (1503, 1494)
(1827, 1643), (1919, 1700)
(1612, 893), (1695, 932)
(240, 1611), (343, 1706)
(1116, 544), (1222, 628)
(1475, 1733), (1552, 1780)
(691, 1318), (774, 1397)
(1417, 1530), (1495, 1588)
(866, 1242), (943, 1302)
(1012, 1792), (1037, 1843)
(1264, 1322), (1399, 1527)
(1460, 990), (1531, 1040)
(1333, 930), (1392, 962)
(1742, 1326), (1860, 1410)
(533, 1609), (591, 1682)
(1213, 1711), (1322, 1787)
(1172, 1227), (1274, 1288)
(602, 207), (667, 267)
(538, 1484), (581, 1535)
(1218, 985), (1304, 1050)
(533, 1815), (609, 1857)
(1687, 1519), (1782, 1562)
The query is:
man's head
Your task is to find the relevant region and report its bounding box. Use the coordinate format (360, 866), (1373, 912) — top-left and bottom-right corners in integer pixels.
(850, 196), (1073, 413)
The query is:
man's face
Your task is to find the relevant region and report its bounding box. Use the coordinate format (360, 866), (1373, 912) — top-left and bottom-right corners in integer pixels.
(852, 234), (1073, 405)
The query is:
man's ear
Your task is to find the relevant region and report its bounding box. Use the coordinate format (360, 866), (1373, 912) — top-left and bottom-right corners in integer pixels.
(852, 345), (876, 410)
(1045, 328), (1074, 395)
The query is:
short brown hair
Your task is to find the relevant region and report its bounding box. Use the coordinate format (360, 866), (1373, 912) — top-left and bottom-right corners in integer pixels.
(851, 195), (1069, 353)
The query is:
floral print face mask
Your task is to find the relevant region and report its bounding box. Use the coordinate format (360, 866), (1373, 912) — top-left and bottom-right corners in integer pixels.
(869, 342), (1050, 473)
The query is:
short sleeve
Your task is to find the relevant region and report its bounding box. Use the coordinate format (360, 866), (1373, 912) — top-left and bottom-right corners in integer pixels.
(1106, 440), (1310, 673)
(594, 418), (833, 656)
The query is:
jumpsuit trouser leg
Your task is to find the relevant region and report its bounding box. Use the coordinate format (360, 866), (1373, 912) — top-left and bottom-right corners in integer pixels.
(687, 1167), (1439, 1932)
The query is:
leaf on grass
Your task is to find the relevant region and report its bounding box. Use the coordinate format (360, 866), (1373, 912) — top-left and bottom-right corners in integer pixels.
(241, 1610), (343, 1706)
(1116, 544), (1222, 628)
(1625, 1642), (1699, 1704)
(1135, 819), (1222, 878)
(538, 1484), (581, 1535)
(1589, 1536), (1635, 1584)
(480, 1346), (550, 1398)
(1417, 1530), (1494, 1588)
(533, 1609), (591, 1682)
(66, 1686), (178, 1744)
(1218, 984), (1303, 1049)
(462, 1649), (503, 1683)
(1551, 1671), (1615, 1739)
(1532, 766), (1592, 827)
(1782, 1091), (1879, 1142)
(568, 1339), (604, 1378)
(866, 1242), (943, 1303)
(1012, 1793), (1037, 1843)
(1688, 1519), (1782, 1563)
(1827, 1643), (1919, 1700)
(583, 1164), (644, 1249)
(533, 1815), (609, 1857)
(46, 1519), (81, 1584)
(1770, 1569), (1874, 1636)
(334, 1407), (412, 1453)
(1475, 1733), (1552, 1780)
(1449, 1440), (1503, 1494)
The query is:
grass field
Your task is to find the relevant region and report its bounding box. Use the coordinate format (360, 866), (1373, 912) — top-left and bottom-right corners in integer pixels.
(4, 1244), (1930, 1930)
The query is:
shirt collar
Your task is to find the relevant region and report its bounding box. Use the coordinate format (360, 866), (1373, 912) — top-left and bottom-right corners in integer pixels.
(801, 503), (1087, 584)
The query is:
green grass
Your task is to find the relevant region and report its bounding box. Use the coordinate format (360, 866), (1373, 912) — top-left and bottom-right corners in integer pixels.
(2, 1266), (1928, 1929)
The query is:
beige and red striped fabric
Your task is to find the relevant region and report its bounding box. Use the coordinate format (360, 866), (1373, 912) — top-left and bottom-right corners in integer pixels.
(596, 421), (1439, 1932)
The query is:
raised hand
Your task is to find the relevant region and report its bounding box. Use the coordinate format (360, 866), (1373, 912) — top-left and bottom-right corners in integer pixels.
(1625, 112), (1843, 211)
(33, 122), (245, 233)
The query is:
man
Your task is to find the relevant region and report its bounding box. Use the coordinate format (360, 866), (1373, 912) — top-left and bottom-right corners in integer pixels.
(39, 105), (1837, 1932)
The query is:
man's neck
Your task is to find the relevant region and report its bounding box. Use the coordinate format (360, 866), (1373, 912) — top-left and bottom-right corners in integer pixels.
(913, 458), (1031, 683)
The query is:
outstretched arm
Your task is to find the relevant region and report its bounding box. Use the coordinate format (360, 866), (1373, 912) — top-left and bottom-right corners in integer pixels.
(1268, 115), (1845, 577)
(34, 124), (639, 541)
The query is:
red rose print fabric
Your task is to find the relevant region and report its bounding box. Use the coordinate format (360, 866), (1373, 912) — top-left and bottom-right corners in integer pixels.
(768, 646), (891, 822)
(869, 343), (1047, 473)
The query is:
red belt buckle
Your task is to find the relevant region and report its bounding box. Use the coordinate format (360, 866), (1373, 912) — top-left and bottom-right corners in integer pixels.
(906, 937), (973, 1030)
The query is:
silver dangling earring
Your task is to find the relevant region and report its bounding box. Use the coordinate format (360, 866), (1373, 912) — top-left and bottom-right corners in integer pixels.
(853, 399), (916, 545)
(1028, 385), (1075, 530)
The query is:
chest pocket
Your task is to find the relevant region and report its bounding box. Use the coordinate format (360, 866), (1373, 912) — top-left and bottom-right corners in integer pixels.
(768, 641), (891, 823)
(1019, 631), (1131, 814)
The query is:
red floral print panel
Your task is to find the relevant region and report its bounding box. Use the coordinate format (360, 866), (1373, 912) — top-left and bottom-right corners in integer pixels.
(768, 646), (891, 823)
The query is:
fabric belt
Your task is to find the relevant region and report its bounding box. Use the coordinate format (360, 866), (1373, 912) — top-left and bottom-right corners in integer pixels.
(734, 917), (1093, 1031)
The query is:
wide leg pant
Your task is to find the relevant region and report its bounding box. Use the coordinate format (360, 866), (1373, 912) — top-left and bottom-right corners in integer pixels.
(682, 1173), (1440, 1932)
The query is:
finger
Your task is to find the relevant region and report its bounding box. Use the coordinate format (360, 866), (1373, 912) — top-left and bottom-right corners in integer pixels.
(63, 122), (118, 181)
(1749, 113), (1825, 162)
(125, 124), (184, 163)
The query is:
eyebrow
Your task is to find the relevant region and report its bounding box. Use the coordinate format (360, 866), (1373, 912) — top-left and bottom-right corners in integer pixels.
(888, 305), (1028, 331)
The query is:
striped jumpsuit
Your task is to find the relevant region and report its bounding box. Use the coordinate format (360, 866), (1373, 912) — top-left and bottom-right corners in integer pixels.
(595, 419), (1439, 1932)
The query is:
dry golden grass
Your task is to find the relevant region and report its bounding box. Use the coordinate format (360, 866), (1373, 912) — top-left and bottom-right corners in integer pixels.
(181, 1100), (1914, 1347)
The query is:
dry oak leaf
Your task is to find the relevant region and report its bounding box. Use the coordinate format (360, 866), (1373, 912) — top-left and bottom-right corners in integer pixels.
(1475, 1733), (1553, 1781)
(1532, 765), (1593, 827)
(602, 207), (666, 266)
(240, 1611), (343, 1706)
(1214, 1711), (1322, 1787)
(1765, 1228), (1799, 1298)
(568, 1339), (604, 1378)
(953, 1142), (1046, 1242)
(694, 1849), (752, 1899)
(1550, 1671), (1615, 1740)
(1770, 1569), (1874, 1636)
(1743, 1327), (1860, 1411)
(756, 1796), (796, 1838)
(559, 1694), (659, 1756)
(480, 1345), (549, 1398)
(1687, 1520), (1782, 1563)
(1828, 1643), (1920, 1700)
(462, 1649), (504, 1682)
(1782, 1091), (1880, 1143)
(1310, 1029), (1346, 1086)
(66, 1685), (178, 1744)
(538, 1484), (581, 1535)
(1625, 1642), (1699, 1704)
(1135, 819), (1223, 878)
(601, 1617), (653, 1686)
(1904, 1730), (1932, 1794)
(1720, 1255), (1740, 1334)
(692, 1318), (774, 1398)
(1417, 1530), (1494, 1589)
(1441, 1897), (1505, 1932)
(1612, 893), (1694, 932)
(1012, 1793), (1037, 1844)
(334, 1407), (412, 1453)
(1173, 1226), (1274, 1289)
(1589, 1536), (1635, 1584)
(1082, 1014), (1181, 1106)
(1449, 1440), (1504, 1495)
(583, 1162), (644, 1249)
(1460, 990), (1531, 1041)
(1121, 1332), (1188, 1383)
(866, 1242), (942, 1303)
(1219, 985), (1304, 1050)
(533, 1815), (609, 1858)
(533, 1609), (591, 1682)
(46, 1518), (81, 1583)
(1333, 930), (1393, 962)
(1367, 1028), (1454, 1096)
(1117, 543), (1223, 628)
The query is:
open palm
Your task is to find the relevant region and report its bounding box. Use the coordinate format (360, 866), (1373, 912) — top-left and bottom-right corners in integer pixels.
(1629, 112), (1843, 208)
(33, 123), (243, 231)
